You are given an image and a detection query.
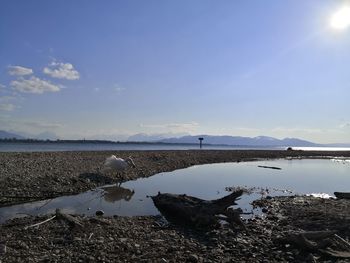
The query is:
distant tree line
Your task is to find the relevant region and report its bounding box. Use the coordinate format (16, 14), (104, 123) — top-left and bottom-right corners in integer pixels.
(0, 138), (199, 145)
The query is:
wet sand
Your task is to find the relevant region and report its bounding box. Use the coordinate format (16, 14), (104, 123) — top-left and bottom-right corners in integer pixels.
(1, 150), (350, 262)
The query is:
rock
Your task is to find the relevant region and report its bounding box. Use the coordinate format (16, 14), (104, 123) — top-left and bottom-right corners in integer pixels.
(95, 210), (104, 216)
(1, 151), (350, 262)
(119, 238), (128, 243)
(0, 242), (7, 255)
(187, 254), (199, 262)
(306, 253), (317, 263)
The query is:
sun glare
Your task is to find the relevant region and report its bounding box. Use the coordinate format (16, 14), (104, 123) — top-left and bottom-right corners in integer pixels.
(330, 6), (350, 30)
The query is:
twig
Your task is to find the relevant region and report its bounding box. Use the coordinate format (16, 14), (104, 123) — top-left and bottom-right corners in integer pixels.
(334, 234), (350, 250)
(88, 233), (94, 240)
(24, 215), (56, 230)
(37, 198), (53, 210)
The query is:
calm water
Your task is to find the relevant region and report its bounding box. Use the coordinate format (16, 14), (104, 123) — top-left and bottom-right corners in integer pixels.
(0, 142), (286, 152)
(1, 142), (350, 152)
(0, 158), (349, 223)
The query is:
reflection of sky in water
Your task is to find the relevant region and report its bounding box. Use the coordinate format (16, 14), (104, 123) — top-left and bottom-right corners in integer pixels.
(0, 159), (349, 223)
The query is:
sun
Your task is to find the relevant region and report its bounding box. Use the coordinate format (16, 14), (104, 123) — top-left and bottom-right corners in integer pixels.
(330, 6), (350, 30)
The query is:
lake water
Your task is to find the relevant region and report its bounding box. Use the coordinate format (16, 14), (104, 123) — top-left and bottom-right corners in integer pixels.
(0, 158), (349, 223)
(2, 141), (350, 152)
(0, 142), (284, 152)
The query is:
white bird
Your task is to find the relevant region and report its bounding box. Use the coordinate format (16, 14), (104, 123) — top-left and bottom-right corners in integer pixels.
(103, 155), (136, 185)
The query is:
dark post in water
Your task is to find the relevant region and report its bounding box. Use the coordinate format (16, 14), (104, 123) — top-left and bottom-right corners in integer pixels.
(198, 137), (204, 149)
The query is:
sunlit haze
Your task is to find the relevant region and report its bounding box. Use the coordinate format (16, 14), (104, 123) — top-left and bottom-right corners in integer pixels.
(330, 6), (350, 30)
(1, 1), (350, 144)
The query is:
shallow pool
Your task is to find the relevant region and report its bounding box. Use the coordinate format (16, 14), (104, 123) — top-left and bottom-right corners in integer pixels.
(0, 158), (349, 223)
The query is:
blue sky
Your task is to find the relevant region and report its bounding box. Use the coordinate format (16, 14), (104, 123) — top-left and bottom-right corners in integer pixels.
(0, 0), (349, 143)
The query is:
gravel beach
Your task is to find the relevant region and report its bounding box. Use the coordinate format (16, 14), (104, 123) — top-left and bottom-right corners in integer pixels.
(1, 150), (350, 262)
(1, 150), (349, 207)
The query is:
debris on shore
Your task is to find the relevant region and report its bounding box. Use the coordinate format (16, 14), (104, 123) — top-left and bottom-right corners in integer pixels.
(334, 192), (350, 200)
(1, 195), (349, 262)
(258, 165), (282, 170)
(151, 190), (244, 228)
(1, 150), (350, 262)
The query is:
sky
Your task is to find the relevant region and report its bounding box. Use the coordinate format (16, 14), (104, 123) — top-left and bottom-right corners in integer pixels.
(0, 0), (350, 143)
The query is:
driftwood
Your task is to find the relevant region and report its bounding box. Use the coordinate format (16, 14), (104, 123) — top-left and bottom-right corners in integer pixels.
(334, 192), (350, 200)
(55, 209), (83, 228)
(281, 231), (334, 250)
(321, 234), (350, 258)
(24, 215), (57, 230)
(321, 248), (350, 258)
(334, 234), (350, 250)
(258, 165), (282, 170)
(22, 209), (83, 230)
(281, 231), (350, 259)
(151, 190), (244, 228)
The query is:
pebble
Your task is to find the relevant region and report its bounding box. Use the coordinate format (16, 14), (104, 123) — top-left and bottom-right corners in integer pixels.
(188, 254), (199, 262)
(1, 152), (349, 262)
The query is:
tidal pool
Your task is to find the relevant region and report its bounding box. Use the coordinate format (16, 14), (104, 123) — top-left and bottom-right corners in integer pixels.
(0, 158), (349, 223)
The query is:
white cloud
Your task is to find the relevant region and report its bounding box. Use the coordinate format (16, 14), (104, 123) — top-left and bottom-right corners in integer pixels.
(10, 76), (60, 94)
(8, 65), (33, 76)
(43, 62), (80, 80)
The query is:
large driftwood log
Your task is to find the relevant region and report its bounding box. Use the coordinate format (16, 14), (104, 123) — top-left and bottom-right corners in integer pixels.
(151, 190), (244, 228)
(334, 192), (350, 200)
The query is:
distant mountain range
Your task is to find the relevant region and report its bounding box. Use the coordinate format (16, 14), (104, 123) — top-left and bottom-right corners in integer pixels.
(1, 130), (349, 147)
(127, 133), (189, 142)
(0, 130), (59, 140)
(157, 135), (318, 147)
(0, 130), (25, 140)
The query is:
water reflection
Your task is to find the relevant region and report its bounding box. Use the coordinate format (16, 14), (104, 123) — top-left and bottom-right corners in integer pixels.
(102, 185), (135, 202)
(0, 159), (349, 223)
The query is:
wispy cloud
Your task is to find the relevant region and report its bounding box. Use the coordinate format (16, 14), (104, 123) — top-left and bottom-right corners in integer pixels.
(10, 76), (61, 94)
(22, 120), (63, 129)
(140, 122), (199, 133)
(271, 127), (325, 134)
(0, 117), (63, 131)
(339, 122), (350, 129)
(0, 103), (15, 111)
(0, 96), (18, 111)
(8, 65), (33, 76)
(43, 61), (80, 80)
(113, 84), (125, 92)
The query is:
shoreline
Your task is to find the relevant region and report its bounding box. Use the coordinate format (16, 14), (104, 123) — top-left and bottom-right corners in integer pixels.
(1, 150), (350, 262)
(1, 150), (350, 207)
